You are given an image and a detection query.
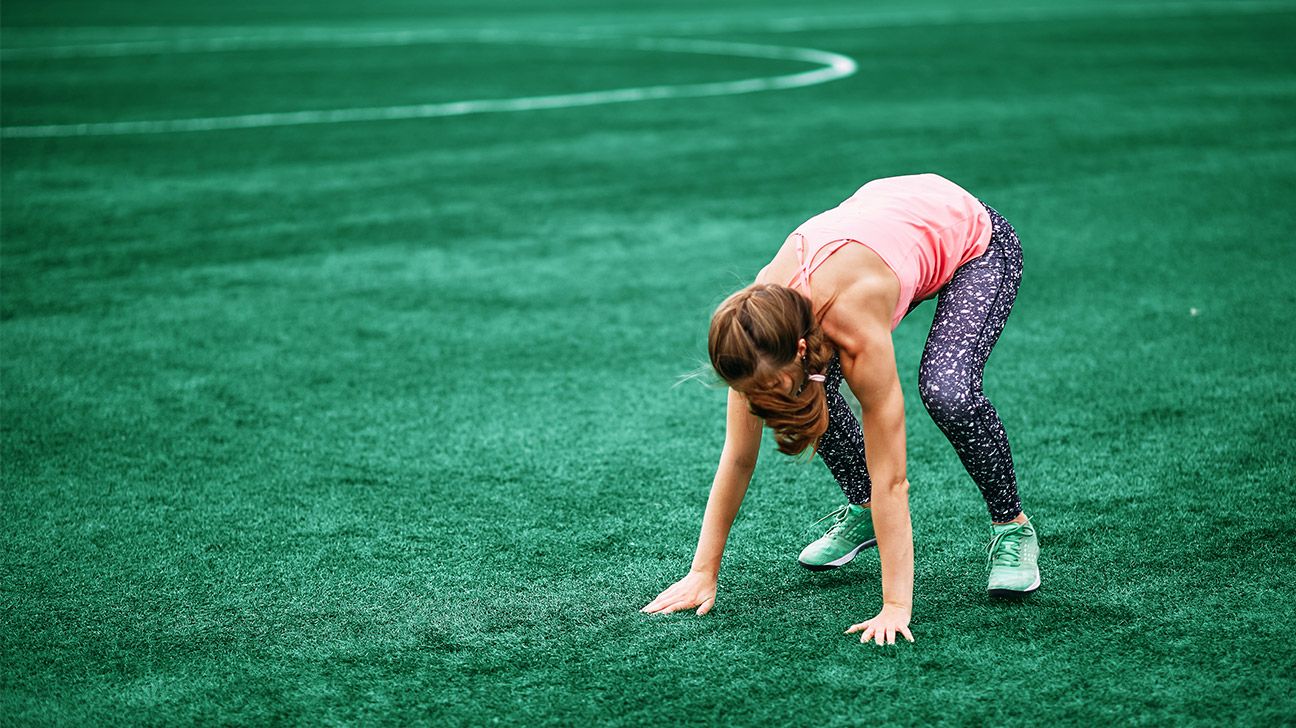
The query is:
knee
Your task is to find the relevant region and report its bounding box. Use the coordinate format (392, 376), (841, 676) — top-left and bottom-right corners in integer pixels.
(918, 374), (978, 426)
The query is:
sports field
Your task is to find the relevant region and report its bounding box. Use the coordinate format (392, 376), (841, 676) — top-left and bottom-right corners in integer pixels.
(3, 0), (1295, 724)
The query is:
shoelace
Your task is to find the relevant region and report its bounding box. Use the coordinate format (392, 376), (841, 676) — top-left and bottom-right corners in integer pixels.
(811, 503), (854, 538)
(986, 528), (1024, 568)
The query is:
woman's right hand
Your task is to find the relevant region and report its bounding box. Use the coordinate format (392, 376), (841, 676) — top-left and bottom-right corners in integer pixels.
(640, 570), (717, 616)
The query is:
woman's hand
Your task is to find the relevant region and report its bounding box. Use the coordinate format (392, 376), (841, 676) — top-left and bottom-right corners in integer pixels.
(846, 604), (914, 645)
(640, 570), (717, 616)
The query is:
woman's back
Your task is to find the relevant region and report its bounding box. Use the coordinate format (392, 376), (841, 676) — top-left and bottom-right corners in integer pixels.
(786, 173), (993, 329)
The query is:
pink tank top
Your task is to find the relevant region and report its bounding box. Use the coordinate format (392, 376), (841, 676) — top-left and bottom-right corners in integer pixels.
(785, 173), (993, 330)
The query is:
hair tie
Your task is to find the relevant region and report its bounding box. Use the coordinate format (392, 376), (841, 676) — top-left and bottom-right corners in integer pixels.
(807, 373), (826, 382)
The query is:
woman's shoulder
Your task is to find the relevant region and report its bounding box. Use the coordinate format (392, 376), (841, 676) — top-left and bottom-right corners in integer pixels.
(816, 267), (898, 355)
(813, 244), (900, 305)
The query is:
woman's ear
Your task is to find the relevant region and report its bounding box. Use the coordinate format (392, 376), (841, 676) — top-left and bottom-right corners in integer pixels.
(797, 337), (808, 359)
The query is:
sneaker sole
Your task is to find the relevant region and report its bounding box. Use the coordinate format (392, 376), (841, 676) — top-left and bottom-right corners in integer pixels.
(798, 538), (877, 572)
(988, 573), (1041, 598)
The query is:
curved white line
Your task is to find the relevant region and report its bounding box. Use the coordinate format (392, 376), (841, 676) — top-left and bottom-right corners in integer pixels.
(0, 37), (855, 138)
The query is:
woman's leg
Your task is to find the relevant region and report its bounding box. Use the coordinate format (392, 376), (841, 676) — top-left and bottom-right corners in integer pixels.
(916, 203), (1024, 523)
(814, 352), (872, 506)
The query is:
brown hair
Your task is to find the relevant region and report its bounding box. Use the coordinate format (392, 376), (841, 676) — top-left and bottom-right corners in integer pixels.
(708, 283), (836, 456)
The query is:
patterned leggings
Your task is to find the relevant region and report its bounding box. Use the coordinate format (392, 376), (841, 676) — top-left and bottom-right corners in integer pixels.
(815, 201), (1024, 522)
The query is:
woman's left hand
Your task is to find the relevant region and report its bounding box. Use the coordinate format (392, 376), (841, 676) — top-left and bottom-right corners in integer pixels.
(846, 604), (914, 645)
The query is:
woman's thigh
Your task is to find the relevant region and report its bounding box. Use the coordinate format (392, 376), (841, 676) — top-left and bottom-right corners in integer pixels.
(918, 203), (1023, 407)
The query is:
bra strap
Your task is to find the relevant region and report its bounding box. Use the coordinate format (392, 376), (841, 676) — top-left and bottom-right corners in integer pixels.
(789, 235), (858, 293)
(792, 233), (812, 293)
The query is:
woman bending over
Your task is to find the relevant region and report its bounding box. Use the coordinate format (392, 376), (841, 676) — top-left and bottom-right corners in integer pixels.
(641, 173), (1040, 646)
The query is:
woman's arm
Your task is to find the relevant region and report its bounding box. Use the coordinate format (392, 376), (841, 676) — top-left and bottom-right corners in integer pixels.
(690, 387), (763, 577)
(641, 387), (762, 615)
(839, 339), (913, 612)
(822, 277), (915, 644)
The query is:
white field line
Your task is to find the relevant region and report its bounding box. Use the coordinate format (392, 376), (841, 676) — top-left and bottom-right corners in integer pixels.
(2, 0), (1291, 138)
(2, 0), (1292, 60)
(0, 38), (856, 138)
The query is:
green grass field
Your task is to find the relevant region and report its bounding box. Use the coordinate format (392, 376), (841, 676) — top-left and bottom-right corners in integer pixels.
(3, 0), (1295, 724)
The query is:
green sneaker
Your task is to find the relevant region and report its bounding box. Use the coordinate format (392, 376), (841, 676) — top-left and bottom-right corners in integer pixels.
(987, 518), (1041, 597)
(798, 503), (877, 571)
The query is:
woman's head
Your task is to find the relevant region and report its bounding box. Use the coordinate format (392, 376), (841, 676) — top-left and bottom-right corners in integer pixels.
(708, 283), (835, 456)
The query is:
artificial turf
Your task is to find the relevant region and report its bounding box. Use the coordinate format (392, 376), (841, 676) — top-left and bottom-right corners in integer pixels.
(3, 0), (1295, 724)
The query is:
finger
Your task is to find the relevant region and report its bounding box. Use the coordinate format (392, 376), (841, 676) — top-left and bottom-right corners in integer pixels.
(858, 626), (875, 643)
(697, 598), (715, 616)
(643, 597), (679, 614)
(874, 628), (885, 646)
(659, 599), (694, 614)
(649, 587), (679, 606)
(900, 626), (914, 643)
(886, 626), (896, 646)
(845, 622), (870, 634)
(641, 589), (680, 612)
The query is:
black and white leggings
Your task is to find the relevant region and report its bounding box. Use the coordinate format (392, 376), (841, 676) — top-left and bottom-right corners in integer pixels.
(815, 201), (1024, 523)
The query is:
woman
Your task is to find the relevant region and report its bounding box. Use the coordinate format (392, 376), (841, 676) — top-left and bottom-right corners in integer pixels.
(640, 173), (1040, 646)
